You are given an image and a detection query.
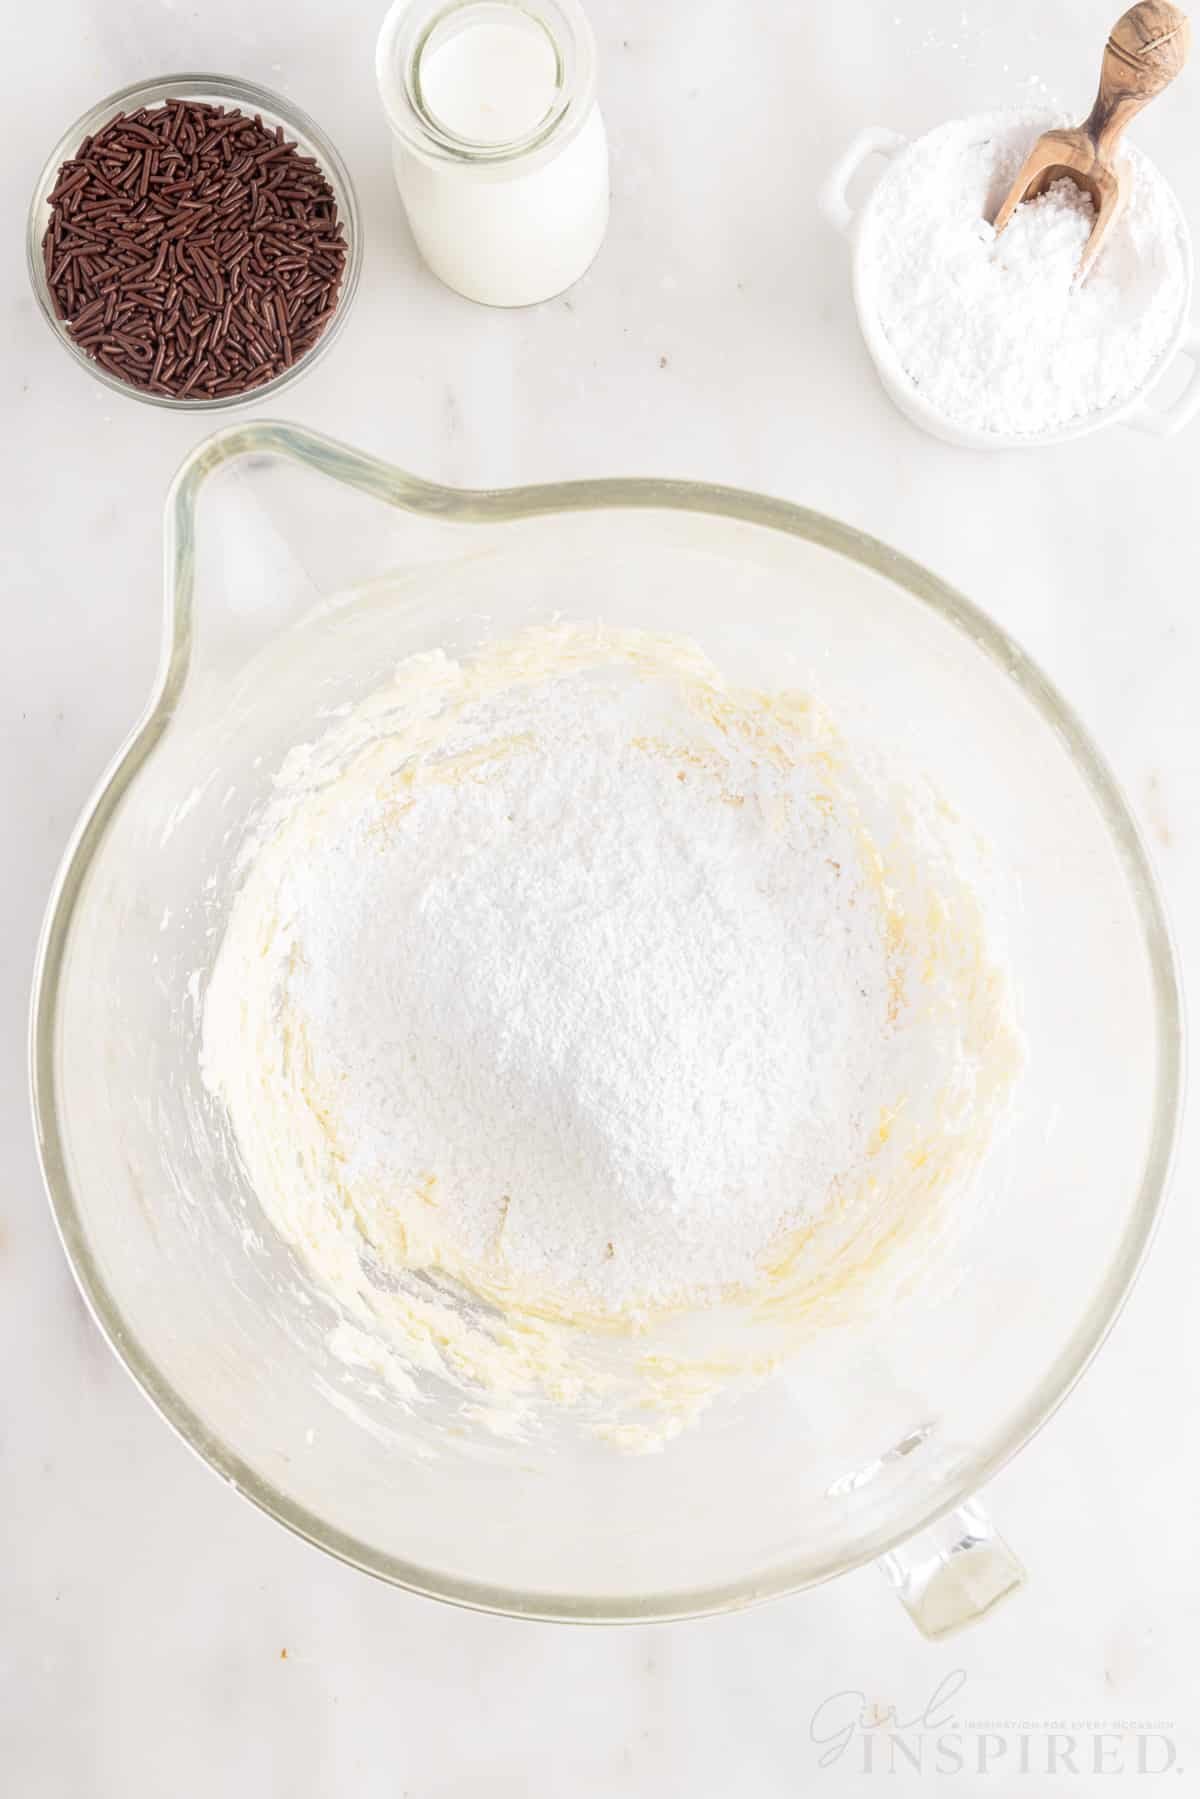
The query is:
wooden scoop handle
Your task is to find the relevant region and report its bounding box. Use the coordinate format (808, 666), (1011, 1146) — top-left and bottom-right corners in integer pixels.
(1086, 2), (1190, 161)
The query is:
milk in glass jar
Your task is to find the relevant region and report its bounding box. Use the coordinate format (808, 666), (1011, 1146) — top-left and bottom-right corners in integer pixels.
(376, 0), (610, 306)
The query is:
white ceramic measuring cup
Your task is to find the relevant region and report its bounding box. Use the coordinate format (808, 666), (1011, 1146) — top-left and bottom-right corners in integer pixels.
(819, 124), (1200, 449)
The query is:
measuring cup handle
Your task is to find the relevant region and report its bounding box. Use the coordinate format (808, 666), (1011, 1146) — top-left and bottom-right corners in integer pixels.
(876, 1497), (1026, 1639)
(817, 128), (909, 239)
(1123, 325), (1200, 437)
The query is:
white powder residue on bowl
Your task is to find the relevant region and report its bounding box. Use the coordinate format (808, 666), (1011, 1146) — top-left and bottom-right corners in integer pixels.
(859, 109), (1190, 437)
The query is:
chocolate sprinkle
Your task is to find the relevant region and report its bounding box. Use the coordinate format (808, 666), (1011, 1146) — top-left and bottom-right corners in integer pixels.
(42, 98), (348, 400)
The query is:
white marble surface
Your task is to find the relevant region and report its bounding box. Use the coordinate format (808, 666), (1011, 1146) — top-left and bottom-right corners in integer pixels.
(4, 0), (1200, 1791)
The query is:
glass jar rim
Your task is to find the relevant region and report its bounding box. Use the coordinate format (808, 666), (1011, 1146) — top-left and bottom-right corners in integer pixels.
(376, 0), (598, 168)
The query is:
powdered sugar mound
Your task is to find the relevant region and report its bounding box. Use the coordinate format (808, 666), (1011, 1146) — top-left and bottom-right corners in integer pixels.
(240, 664), (897, 1313)
(859, 109), (1189, 436)
(202, 627), (1023, 1442)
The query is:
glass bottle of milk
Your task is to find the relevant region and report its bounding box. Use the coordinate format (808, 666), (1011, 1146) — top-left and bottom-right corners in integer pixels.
(376, 0), (609, 307)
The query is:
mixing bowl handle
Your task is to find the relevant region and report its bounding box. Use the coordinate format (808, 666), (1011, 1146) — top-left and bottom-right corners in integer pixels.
(876, 1497), (1026, 1639)
(818, 127), (909, 240)
(1122, 324), (1200, 436)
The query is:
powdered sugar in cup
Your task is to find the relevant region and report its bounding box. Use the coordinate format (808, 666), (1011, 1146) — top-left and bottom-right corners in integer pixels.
(820, 110), (1200, 448)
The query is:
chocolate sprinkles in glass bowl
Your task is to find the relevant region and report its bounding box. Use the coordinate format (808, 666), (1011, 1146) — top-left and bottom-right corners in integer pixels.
(28, 76), (360, 408)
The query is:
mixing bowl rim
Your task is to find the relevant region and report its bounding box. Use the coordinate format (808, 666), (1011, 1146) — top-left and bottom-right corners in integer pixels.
(28, 418), (1185, 1623)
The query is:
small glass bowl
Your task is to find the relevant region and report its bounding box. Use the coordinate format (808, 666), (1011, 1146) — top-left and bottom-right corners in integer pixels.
(27, 72), (362, 411)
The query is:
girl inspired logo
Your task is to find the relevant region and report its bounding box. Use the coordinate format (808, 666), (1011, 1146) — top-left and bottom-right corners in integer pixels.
(809, 1671), (1180, 1778)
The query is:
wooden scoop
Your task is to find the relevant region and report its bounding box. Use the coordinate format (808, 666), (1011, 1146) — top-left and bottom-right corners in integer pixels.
(992, 1), (1190, 280)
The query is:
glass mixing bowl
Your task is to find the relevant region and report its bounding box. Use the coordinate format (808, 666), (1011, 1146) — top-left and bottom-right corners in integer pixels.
(30, 422), (1182, 1633)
